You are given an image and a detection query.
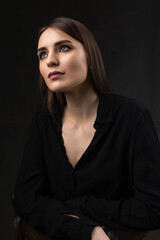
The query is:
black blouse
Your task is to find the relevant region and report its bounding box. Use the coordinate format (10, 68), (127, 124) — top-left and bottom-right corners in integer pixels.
(13, 93), (160, 240)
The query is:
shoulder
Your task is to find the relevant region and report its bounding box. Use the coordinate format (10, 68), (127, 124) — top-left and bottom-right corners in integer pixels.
(112, 93), (147, 113)
(28, 101), (50, 131)
(33, 101), (51, 120)
(100, 93), (150, 122)
(100, 92), (148, 114)
(106, 93), (157, 136)
(111, 93), (152, 127)
(31, 101), (60, 132)
(100, 93), (150, 124)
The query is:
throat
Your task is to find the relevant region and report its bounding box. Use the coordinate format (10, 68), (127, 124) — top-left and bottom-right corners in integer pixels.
(64, 92), (99, 124)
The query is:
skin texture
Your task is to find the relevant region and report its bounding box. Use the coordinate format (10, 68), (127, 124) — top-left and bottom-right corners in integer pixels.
(37, 27), (110, 240)
(38, 27), (99, 167)
(37, 27), (88, 93)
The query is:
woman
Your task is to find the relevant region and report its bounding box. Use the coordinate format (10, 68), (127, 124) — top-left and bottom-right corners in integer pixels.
(13, 17), (160, 240)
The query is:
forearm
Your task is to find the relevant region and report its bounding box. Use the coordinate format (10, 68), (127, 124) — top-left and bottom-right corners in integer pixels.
(65, 214), (110, 240)
(64, 194), (160, 231)
(91, 226), (110, 240)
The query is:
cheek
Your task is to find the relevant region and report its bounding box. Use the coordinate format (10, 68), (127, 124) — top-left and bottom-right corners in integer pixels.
(39, 63), (50, 88)
(39, 63), (48, 83)
(39, 63), (45, 76)
(65, 54), (88, 74)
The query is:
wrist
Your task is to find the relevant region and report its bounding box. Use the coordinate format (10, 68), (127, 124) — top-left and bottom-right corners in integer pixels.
(91, 226), (102, 237)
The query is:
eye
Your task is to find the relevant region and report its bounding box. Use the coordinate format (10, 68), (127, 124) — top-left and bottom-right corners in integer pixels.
(59, 45), (70, 52)
(39, 52), (48, 59)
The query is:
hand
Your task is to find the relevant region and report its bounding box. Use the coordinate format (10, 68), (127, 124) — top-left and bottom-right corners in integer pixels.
(91, 226), (110, 240)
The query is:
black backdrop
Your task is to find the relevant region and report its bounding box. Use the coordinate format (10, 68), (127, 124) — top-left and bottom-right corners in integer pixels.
(1, 0), (160, 239)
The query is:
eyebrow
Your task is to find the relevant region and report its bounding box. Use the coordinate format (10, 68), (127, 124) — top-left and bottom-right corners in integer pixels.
(37, 40), (72, 53)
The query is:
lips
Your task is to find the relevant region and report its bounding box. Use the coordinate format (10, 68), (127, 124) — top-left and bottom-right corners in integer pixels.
(48, 71), (65, 78)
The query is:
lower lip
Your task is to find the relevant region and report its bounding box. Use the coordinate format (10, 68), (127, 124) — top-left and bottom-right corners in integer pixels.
(49, 74), (64, 79)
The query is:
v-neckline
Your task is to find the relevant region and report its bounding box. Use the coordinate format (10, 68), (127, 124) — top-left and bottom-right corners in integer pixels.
(59, 96), (101, 170)
(60, 127), (97, 170)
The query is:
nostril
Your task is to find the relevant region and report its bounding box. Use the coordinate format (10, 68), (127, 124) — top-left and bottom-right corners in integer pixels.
(47, 58), (59, 67)
(47, 61), (58, 67)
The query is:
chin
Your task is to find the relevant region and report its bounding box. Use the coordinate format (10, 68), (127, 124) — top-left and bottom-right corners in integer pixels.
(48, 84), (76, 94)
(48, 86), (68, 93)
(47, 80), (85, 93)
(46, 83), (65, 93)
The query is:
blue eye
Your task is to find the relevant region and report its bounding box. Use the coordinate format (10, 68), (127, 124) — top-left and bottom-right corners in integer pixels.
(39, 52), (48, 59)
(59, 45), (70, 52)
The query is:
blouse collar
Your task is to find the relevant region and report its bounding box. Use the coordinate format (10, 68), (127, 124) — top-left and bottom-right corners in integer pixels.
(43, 92), (115, 126)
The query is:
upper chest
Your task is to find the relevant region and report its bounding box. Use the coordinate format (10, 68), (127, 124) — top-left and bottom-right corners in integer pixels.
(43, 117), (131, 199)
(61, 120), (96, 168)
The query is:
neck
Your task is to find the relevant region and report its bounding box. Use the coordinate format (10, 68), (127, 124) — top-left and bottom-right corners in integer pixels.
(63, 81), (99, 124)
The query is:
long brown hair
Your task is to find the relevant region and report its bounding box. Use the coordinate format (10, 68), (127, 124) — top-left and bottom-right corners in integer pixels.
(37, 16), (112, 121)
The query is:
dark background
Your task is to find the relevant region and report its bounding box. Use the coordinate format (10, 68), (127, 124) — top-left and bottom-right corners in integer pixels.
(1, 0), (160, 239)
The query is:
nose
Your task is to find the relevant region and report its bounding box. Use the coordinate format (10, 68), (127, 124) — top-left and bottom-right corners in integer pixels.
(47, 52), (59, 67)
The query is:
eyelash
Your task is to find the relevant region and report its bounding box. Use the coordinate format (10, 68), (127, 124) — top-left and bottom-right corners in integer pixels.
(59, 45), (71, 52)
(39, 45), (71, 60)
(39, 52), (47, 59)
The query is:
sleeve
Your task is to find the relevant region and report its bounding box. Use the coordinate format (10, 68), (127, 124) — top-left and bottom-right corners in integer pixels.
(12, 107), (95, 240)
(64, 108), (160, 231)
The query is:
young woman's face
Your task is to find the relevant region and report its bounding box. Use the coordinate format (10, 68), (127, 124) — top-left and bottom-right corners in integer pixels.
(37, 27), (88, 93)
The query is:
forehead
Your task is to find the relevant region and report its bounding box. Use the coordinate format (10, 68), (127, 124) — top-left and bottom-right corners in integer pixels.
(38, 27), (80, 48)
